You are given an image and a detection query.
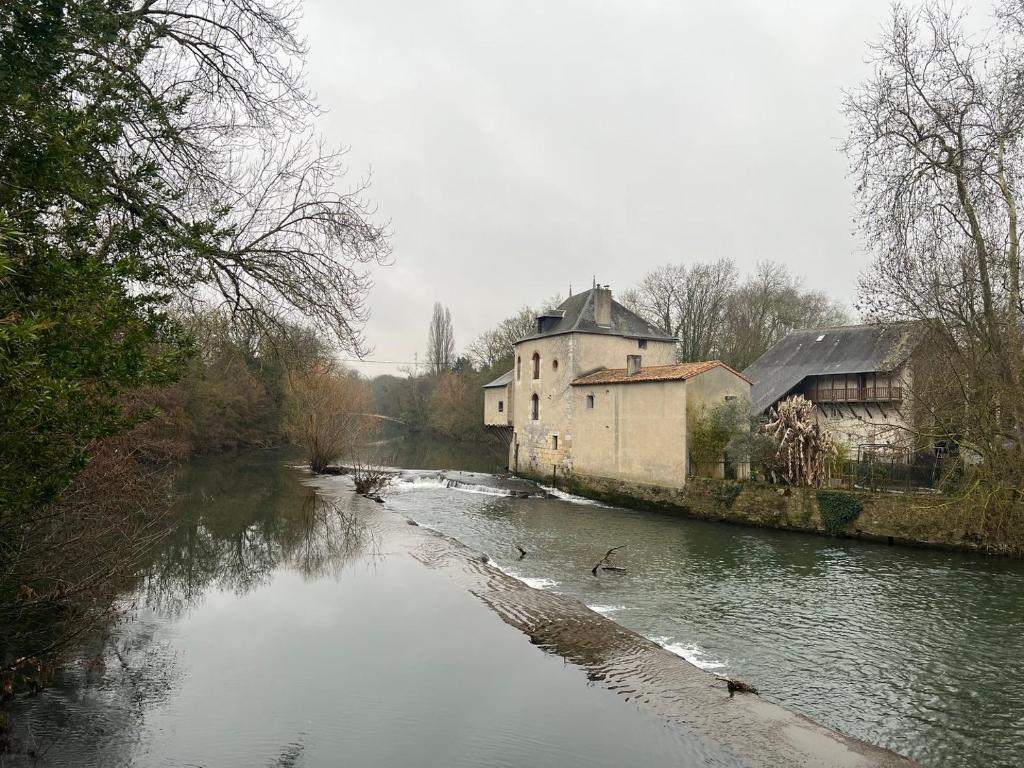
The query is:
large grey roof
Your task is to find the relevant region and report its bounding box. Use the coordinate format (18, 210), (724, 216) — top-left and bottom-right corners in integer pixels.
(482, 369), (513, 388)
(516, 288), (675, 343)
(743, 322), (925, 413)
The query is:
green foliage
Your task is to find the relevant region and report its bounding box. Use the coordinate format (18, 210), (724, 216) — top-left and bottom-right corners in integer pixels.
(816, 490), (863, 534)
(688, 399), (750, 476)
(718, 480), (743, 509)
(830, 441), (851, 478)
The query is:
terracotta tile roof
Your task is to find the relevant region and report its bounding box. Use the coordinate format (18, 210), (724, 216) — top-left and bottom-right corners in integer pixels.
(571, 360), (752, 386)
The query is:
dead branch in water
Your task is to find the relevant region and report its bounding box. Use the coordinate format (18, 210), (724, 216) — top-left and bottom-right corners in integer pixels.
(515, 545), (527, 560)
(712, 676), (759, 698)
(591, 545), (626, 576)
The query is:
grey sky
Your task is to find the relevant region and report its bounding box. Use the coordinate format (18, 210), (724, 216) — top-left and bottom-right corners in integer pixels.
(301, 0), (985, 377)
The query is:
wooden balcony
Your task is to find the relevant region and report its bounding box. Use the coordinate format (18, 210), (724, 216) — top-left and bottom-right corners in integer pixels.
(810, 386), (902, 404)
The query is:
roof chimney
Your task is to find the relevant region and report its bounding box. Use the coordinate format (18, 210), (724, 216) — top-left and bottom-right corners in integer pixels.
(594, 286), (612, 327)
(626, 354), (642, 376)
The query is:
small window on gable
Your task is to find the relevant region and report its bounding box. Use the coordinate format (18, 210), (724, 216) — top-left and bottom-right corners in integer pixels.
(498, 400), (504, 412)
(586, 394), (595, 409)
(638, 339), (648, 349)
(552, 435), (558, 450)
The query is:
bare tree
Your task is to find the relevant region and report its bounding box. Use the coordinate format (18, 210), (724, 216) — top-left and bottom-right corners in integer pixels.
(427, 302), (456, 375)
(80, 0), (393, 354)
(844, 0), (1024, 507)
(625, 260), (841, 367)
(622, 261), (736, 361)
(720, 262), (847, 370)
(467, 306), (538, 370)
(622, 264), (688, 337)
(284, 363), (376, 473)
(677, 259), (738, 361)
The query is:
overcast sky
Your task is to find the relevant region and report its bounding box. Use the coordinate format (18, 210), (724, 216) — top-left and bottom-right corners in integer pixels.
(300, 0), (987, 377)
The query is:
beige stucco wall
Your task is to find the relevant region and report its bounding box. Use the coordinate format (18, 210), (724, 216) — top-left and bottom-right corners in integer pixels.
(572, 334), (676, 376)
(483, 385), (511, 426)
(683, 366), (753, 480)
(571, 380), (689, 488)
(507, 333), (678, 477)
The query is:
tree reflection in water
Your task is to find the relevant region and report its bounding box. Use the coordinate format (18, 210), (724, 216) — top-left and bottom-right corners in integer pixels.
(139, 451), (378, 616)
(5, 450), (377, 763)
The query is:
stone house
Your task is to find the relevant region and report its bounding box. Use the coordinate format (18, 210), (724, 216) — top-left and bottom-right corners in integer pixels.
(742, 322), (927, 459)
(483, 287), (752, 488)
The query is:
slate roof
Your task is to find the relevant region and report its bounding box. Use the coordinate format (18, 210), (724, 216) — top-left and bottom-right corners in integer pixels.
(517, 288), (676, 343)
(482, 370), (514, 389)
(571, 360), (751, 386)
(742, 322), (925, 413)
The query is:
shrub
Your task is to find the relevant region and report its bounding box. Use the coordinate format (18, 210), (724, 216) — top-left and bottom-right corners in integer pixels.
(284, 363), (376, 473)
(816, 490), (863, 533)
(352, 462), (392, 496)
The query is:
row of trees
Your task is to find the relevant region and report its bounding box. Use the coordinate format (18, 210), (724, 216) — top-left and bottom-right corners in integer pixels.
(369, 297), (566, 442)
(1, 0), (387, 713)
(1, 0), (388, 521)
(621, 260), (848, 370)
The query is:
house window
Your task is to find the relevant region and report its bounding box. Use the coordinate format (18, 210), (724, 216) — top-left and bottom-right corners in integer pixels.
(532, 352), (540, 379)
(552, 359), (559, 371)
(552, 435), (558, 450)
(498, 400), (504, 413)
(725, 395), (737, 402)
(586, 394), (595, 409)
(531, 393), (539, 420)
(638, 339), (648, 349)
(516, 356), (521, 380)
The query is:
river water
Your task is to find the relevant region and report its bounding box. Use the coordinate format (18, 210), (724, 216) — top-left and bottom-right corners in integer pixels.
(6, 441), (1023, 767)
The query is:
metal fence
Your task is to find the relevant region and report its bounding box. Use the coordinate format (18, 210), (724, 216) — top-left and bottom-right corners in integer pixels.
(838, 454), (948, 492)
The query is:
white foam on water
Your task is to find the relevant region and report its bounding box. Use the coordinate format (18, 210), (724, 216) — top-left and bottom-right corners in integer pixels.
(388, 472), (534, 499)
(489, 561), (560, 591)
(444, 480), (519, 498)
(537, 484), (608, 507)
(650, 636), (726, 670)
(586, 604), (626, 615)
(518, 576), (559, 590)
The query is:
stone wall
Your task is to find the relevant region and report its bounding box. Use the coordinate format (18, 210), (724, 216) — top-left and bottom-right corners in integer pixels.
(519, 468), (1019, 557)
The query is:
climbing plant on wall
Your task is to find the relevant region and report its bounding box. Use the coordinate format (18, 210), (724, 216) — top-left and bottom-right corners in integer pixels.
(816, 490), (863, 534)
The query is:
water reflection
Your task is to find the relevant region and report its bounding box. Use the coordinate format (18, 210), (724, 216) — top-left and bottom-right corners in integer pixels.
(139, 453), (377, 616)
(7, 451), (713, 768)
(5, 452), (379, 765)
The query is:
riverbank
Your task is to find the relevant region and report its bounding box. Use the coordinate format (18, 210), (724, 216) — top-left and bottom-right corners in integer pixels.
(525, 469), (1023, 557)
(307, 473), (915, 767)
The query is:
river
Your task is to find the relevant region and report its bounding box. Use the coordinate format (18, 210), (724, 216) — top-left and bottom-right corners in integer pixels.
(5, 440), (1023, 767)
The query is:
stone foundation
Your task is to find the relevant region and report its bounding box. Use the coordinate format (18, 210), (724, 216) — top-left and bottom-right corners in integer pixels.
(519, 469), (1020, 557)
